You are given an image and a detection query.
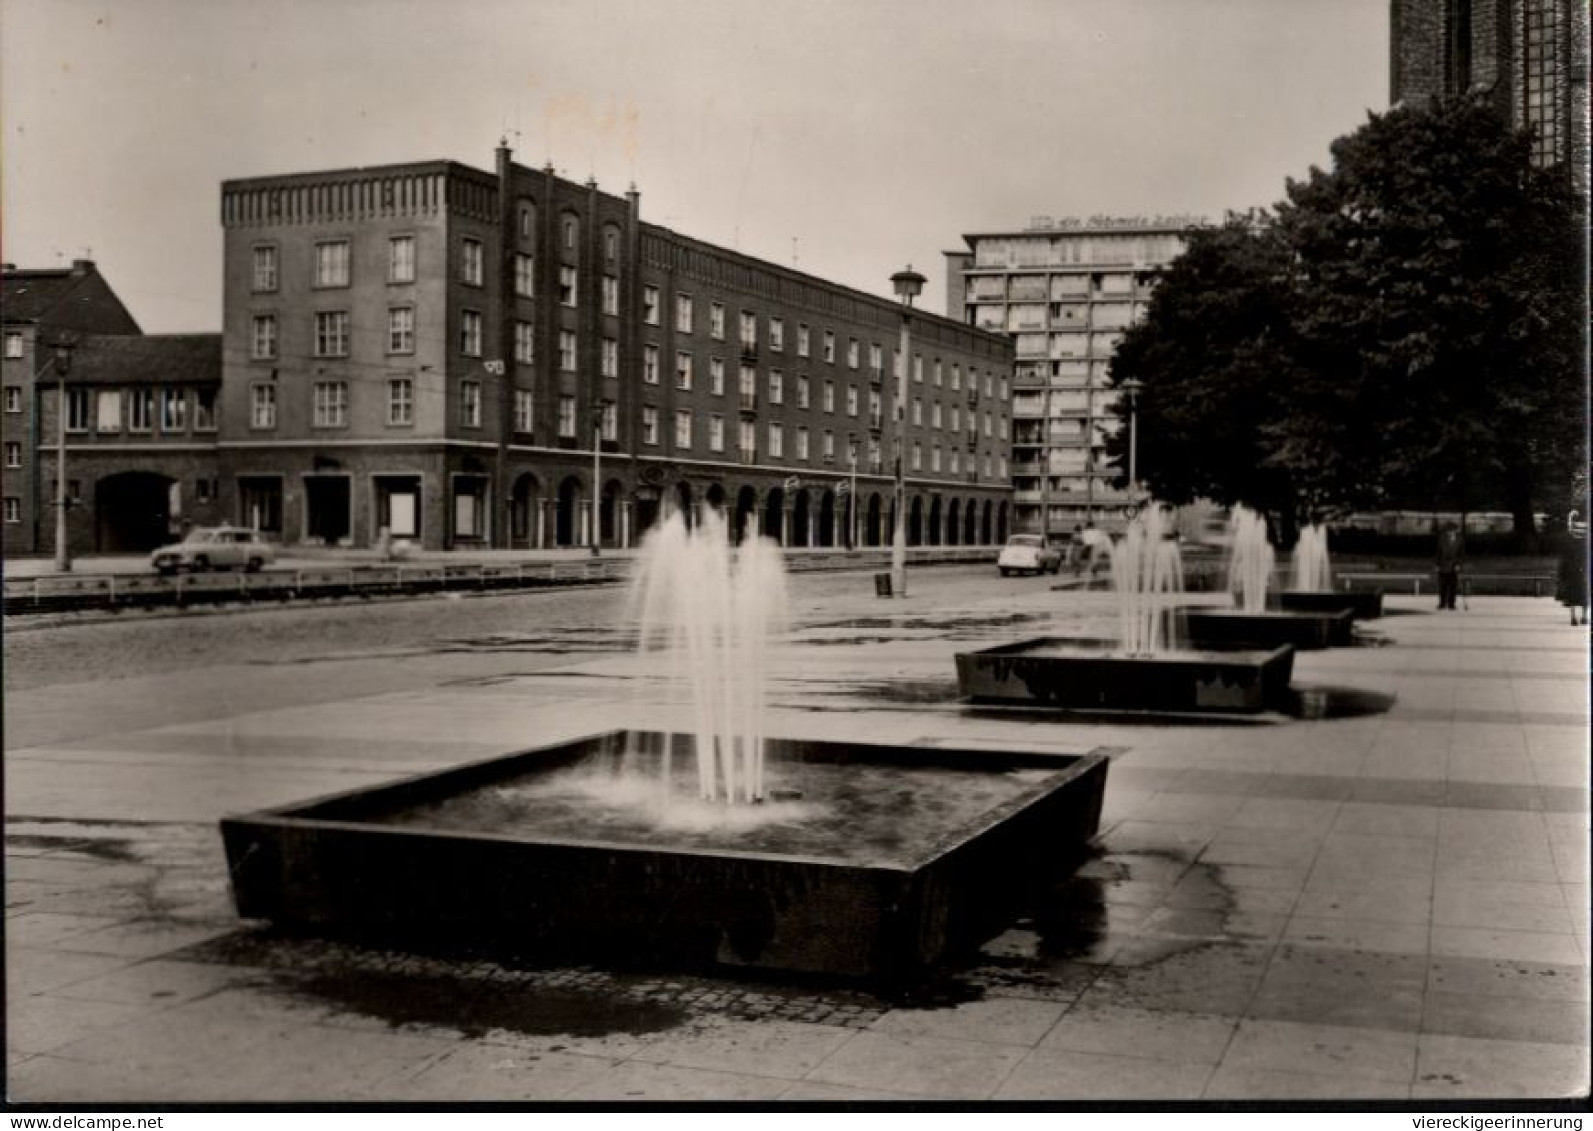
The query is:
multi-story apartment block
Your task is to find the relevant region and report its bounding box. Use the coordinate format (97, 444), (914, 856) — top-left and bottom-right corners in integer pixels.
(945, 218), (1193, 538)
(0, 260), (220, 558)
(1391, 0), (1589, 190)
(221, 145), (1014, 551)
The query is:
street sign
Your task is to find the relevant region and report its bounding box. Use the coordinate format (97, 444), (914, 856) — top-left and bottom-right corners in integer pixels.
(483, 360), (505, 375)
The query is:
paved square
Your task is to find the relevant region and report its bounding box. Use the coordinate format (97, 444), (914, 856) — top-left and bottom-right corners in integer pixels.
(5, 577), (1589, 1103)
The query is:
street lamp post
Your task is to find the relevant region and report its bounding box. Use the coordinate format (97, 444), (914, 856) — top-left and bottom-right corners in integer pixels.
(51, 335), (75, 573)
(889, 266), (925, 598)
(1083, 364), (1095, 526)
(591, 402), (604, 556)
(1123, 377), (1145, 504)
(847, 435), (859, 551)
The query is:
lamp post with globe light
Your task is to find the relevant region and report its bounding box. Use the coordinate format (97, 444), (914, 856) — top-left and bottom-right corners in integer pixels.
(848, 434), (860, 551)
(51, 334), (76, 573)
(1123, 377), (1145, 505)
(889, 266), (925, 598)
(591, 401), (604, 556)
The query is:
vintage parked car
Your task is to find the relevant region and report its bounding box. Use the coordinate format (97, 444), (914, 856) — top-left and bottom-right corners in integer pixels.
(150, 526), (276, 575)
(997, 533), (1063, 577)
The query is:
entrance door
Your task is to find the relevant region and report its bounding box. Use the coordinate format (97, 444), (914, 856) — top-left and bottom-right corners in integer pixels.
(304, 476), (352, 545)
(94, 472), (175, 551)
(238, 477), (284, 537)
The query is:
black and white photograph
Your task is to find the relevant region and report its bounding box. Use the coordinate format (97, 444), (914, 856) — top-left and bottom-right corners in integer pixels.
(2, 0), (1588, 1112)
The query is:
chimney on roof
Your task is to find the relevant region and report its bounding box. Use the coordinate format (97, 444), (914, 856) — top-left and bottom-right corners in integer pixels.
(71, 259), (94, 274)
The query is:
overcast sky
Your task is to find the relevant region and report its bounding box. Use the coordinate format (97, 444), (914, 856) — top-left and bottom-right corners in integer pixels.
(2, 0), (1388, 332)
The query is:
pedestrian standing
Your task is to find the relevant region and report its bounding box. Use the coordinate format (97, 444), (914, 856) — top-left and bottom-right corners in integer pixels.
(1081, 521), (1111, 580)
(1435, 521), (1465, 610)
(1555, 511), (1587, 626)
(1067, 524), (1084, 573)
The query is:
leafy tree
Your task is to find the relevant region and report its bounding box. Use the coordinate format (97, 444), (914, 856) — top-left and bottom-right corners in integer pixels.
(1106, 98), (1585, 540)
(1103, 215), (1313, 536)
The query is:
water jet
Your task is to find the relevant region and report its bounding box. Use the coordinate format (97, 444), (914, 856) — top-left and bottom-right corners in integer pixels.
(1274, 523), (1384, 620)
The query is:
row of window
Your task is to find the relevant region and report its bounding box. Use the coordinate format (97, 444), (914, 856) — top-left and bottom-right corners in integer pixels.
(249, 300), (601, 362)
(639, 291), (1004, 393)
(244, 311), (1004, 432)
(241, 376), (1001, 472)
(247, 378), (575, 434)
(250, 308), (496, 360)
(58, 386), (217, 434)
(251, 229), (608, 297)
(629, 409), (1004, 474)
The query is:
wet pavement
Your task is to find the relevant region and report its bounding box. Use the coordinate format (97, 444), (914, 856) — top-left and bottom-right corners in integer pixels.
(4, 565), (1589, 1103)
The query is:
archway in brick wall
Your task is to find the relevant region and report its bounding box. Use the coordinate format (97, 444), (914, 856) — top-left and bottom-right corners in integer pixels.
(95, 471), (174, 553)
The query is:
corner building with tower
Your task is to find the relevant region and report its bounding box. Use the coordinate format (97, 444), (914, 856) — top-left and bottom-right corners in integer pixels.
(220, 145), (1014, 552)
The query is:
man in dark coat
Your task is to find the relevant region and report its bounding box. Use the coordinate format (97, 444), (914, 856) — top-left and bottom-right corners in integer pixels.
(1435, 522), (1465, 610)
(1556, 511), (1587, 626)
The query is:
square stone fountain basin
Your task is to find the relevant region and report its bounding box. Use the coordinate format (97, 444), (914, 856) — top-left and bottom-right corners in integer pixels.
(955, 637), (1295, 714)
(1179, 606), (1354, 650)
(221, 731), (1109, 983)
(1275, 590), (1385, 620)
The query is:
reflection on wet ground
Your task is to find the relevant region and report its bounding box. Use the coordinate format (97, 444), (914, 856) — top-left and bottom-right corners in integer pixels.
(804, 613), (1047, 633)
(1283, 684), (1398, 720)
(291, 966), (691, 1039)
(821, 675), (1397, 726)
(834, 679), (963, 704)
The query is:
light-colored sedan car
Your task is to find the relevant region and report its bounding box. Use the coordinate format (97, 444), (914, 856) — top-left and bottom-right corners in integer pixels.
(151, 526), (276, 575)
(997, 533), (1063, 577)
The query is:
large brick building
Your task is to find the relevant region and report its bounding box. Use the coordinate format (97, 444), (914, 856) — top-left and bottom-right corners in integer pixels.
(1390, 0), (1589, 190)
(2, 261), (224, 557)
(219, 145), (1014, 551)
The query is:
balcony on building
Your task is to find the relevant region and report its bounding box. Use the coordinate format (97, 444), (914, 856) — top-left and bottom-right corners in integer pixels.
(868, 366), (884, 387)
(867, 409), (883, 432)
(739, 390), (758, 415)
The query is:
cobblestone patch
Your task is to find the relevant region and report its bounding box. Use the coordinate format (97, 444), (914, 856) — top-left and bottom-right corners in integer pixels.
(171, 929), (889, 1036)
